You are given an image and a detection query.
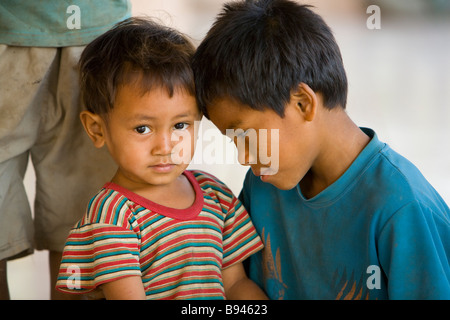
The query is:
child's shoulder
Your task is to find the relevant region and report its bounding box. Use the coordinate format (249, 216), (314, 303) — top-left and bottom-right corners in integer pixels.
(187, 169), (234, 197)
(88, 183), (126, 206)
(79, 184), (134, 226)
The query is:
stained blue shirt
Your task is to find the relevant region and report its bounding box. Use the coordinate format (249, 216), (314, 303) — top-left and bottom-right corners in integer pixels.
(0, 0), (131, 47)
(241, 128), (450, 299)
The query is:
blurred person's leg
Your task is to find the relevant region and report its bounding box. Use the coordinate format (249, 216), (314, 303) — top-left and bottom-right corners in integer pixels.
(0, 46), (58, 299)
(0, 259), (9, 300)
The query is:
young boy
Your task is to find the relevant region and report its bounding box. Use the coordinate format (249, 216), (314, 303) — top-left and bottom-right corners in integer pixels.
(192, 0), (450, 299)
(55, 17), (266, 300)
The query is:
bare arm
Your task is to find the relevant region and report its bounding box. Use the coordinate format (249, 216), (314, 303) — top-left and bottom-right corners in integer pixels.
(101, 276), (146, 300)
(222, 262), (268, 300)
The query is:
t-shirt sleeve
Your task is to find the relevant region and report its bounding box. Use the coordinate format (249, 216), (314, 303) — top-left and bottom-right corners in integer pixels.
(377, 201), (450, 299)
(55, 223), (141, 294)
(222, 195), (264, 269)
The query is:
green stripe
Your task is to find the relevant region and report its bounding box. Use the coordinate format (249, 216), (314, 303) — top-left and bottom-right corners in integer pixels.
(96, 190), (115, 223)
(223, 233), (259, 258)
(65, 233), (137, 246)
(143, 260), (222, 285)
(141, 223), (222, 251)
(145, 278), (222, 296)
(62, 249), (139, 264)
(58, 265), (141, 282)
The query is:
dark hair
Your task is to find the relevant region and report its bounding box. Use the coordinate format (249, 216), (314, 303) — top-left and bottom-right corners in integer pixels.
(79, 17), (196, 115)
(192, 0), (348, 118)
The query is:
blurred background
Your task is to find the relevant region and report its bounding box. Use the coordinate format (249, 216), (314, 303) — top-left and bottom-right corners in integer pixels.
(7, 0), (450, 299)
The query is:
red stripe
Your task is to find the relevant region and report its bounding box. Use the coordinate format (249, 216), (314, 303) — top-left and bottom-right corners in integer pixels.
(150, 270), (220, 288)
(60, 257), (139, 275)
(223, 242), (263, 268)
(162, 288), (225, 300)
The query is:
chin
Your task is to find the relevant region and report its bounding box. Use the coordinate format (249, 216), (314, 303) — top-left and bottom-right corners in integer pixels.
(260, 173), (299, 191)
(273, 181), (299, 191)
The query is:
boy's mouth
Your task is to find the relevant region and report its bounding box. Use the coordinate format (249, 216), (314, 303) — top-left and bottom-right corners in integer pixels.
(149, 163), (175, 173)
(252, 167), (278, 180)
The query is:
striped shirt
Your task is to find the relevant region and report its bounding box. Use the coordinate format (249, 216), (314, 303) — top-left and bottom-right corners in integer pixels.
(56, 170), (263, 299)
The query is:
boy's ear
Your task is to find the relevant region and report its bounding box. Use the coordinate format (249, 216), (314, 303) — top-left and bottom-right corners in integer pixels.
(80, 111), (106, 148)
(292, 82), (317, 122)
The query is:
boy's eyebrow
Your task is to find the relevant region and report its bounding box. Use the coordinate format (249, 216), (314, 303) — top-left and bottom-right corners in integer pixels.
(127, 114), (156, 122)
(173, 112), (195, 119)
(128, 112), (196, 122)
(227, 120), (243, 130)
(217, 119), (243, 135)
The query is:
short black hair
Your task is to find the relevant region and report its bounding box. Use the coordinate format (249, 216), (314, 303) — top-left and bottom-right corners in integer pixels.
(79, 17), (196, 115)
(192, 0), (348, 118)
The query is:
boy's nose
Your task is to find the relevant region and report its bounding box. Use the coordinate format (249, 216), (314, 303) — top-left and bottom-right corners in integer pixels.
(152, 132), (174, 156)
(237, 143), (257, 166)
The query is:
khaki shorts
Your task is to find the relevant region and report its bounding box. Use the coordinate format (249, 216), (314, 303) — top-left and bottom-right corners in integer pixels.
(0, 45), (117, 260)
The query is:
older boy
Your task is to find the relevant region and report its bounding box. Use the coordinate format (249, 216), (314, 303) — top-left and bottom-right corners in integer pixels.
(55, 17), (266, 300)
(192, 0), (450, 299)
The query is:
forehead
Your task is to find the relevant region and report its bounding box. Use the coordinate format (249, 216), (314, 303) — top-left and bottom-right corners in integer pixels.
(207, 98), (278, 134)
(113, 84), (198, 118)
(207, 98), (247, 132)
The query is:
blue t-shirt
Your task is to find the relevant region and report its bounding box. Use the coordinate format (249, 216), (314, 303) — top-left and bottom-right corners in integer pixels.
(0, 0), (131, 47)
(241, 128), (450, 299)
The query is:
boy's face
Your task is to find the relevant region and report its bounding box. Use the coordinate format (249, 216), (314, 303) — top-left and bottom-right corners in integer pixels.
(101, 85), (201, 191)
(208, 97), (319, 190)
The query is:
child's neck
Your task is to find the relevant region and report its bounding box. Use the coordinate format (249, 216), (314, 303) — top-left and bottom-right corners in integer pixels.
(300, 110), (370, 199)
(112, 172), (196, 209)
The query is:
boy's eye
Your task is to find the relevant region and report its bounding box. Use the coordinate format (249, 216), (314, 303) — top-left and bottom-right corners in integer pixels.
(174, 122), (189, 130)
(237, 129), (249, 139)
(135, 126), (151, 134)
(227, 129), (249, 144)
(230, 129), (249, 142)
